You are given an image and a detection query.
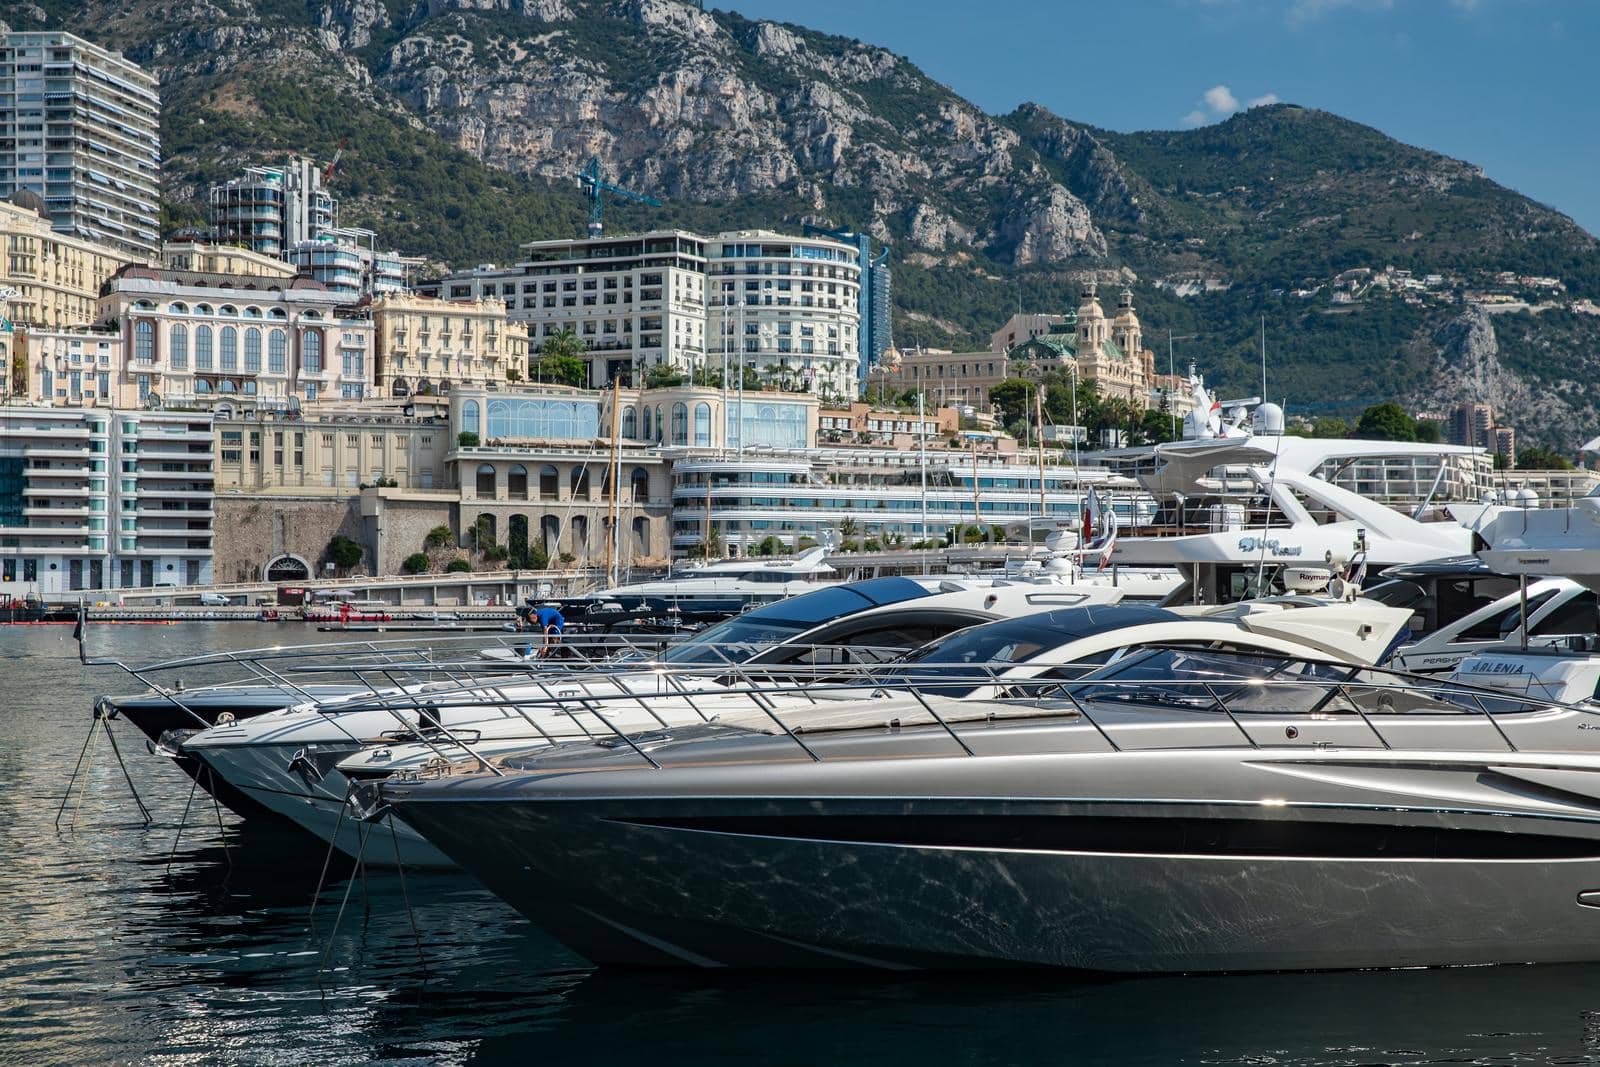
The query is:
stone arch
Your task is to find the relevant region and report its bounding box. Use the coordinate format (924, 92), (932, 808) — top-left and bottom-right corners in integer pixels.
(264, 553), (312, 582)
(475, 462), (496, 497)
(570, 465), (590, 499)
(630, 467), (650, 502)
(540, 514), (561, 555)
(508, 463), (528, 500)
(539, 464), (559, 499)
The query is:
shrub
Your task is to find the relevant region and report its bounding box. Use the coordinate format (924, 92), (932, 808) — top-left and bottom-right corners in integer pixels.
(558, 552), (576, 565)
(446, 558), (472, 572)
(529, 544), (549, 569)
(863, 538), (882, 552)
(457, 431), (480, 448)
(328, 535), (363, 570)
(424, 525), (455, 549)
(401, 552), (429, 575)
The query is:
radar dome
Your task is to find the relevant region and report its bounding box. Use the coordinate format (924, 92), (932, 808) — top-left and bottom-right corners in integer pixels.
(1250, 402), (1285, 435)
(1515, 487), (1540, 507)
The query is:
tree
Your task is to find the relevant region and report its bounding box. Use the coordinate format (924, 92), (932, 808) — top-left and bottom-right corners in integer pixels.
(401, 552), (430, 575)
(644, 363), (685, 388)
(837, 516), (859, 540)
(327, 535), (362, 572)
(1354, 402), (1418, 442)
(446, 557), (472, 572)
(1516, 445), (1574, 470)
(989, 378), (1037, 426)
(424, 524), (455, 549)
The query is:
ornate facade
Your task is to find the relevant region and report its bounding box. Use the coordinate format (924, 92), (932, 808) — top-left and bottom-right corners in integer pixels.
(1005, 283), (1159, 408)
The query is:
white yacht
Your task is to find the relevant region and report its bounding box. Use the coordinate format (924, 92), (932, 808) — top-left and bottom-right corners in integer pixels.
(567, 546), (839, 617)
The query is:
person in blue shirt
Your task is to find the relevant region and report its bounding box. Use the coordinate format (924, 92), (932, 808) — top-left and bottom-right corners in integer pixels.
(531, 604), (565, 658)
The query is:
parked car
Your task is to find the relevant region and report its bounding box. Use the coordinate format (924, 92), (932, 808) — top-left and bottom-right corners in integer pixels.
(199, 592), (231, 606)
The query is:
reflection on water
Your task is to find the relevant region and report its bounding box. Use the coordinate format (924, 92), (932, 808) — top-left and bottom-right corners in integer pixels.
(5, 623), (1600, 1065)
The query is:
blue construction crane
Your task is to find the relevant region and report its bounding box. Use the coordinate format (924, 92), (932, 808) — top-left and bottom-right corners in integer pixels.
(576, 157), (660, 238)
(803, 225), (892, 396)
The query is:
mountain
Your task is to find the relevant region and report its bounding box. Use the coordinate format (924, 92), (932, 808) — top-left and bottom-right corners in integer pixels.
(5, 0), (1600, 447)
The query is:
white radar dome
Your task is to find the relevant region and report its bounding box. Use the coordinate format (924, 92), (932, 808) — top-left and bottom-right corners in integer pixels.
(1251, 402), (1285, 435)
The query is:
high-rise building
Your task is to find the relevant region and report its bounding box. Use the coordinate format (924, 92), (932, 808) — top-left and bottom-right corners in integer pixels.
(210, 158), (335, 257)
(0, 32), (161, 259)
(287, 228), (409, 297)
(1447, 402), (1497, 450)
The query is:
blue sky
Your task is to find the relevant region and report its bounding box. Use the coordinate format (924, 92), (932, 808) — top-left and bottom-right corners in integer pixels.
(722, 0), (1600, 235)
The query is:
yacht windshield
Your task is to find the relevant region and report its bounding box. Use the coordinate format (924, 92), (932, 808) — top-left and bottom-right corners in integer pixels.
(1072, 647), (1357, 713)
(652, 577), (934, 666)
(878, 604), (1183, 695)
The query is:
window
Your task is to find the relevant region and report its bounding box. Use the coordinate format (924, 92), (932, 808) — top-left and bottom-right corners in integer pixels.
(302, 330), (322, 373)
(134, 320), (153, 363)
(268, 329), (286, 374)
(220, 326), (237, 370)
(244, 327), (261, 372)
(693, 402), (711, 446)
(169, 324), (188, 369)
(475, 463), (496, 497)
(621, 405), (637, 438)
(670, 402), (688, 445)
(508, 463), (528, 499)
(195, 325), (213, 370)
(461, 399), (480, 437)
(539, 464), (559, 499)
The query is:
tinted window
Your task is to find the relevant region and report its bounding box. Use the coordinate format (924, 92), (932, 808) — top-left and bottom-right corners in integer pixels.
(1530, 592), (1600, 637)
(1457, 589), (1557, 641)
(657, 578), (933, 665)
(898, 605), (1180, 666)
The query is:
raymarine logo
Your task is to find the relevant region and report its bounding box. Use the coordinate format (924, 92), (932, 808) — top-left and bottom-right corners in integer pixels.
(1237, 536), (1304, 557)
(1518, 557), (1551, 565)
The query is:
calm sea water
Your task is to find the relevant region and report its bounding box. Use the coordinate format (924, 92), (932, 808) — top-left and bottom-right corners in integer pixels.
(7, 623), (1600, 1065)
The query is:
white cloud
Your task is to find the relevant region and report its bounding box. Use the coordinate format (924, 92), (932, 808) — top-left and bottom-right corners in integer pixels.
(1182, 110), (1209, 127)
(1247, 93), (1280, 108)
(1203, 85), (1240, 113)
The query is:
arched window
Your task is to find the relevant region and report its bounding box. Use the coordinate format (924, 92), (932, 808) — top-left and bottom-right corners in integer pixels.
(195, 325), (213, 370)
(169, 323), (188, 370)
(621, 405), (637, 439)
(508, 463), (528, 499)
(473, 513), (496, 550)
(630, 467), (650, 502)
(508, 514), (531, 568)
(540, 514), (561, 554)
(133, 320), (153, 364)
(219, 325), (237, 370)
(539, 464), (559, 499)
(244, 327), (261, 373)
(268, 328), (286, 374)
(571, 466), (590, 499)
(168, 302), (188, 315)
(302, 329), (322, 373)
(475, 463), (496, 497)
(219, 379), (237, 394)
(461, 399), (480, 437)
(632, 515), (650, 558)
(194, 303), (213, 316)
(670, 402), (688, 445)
(243, 380), (257, 395)
(693, 402), (711, 447)
(641, 406), (653, 440)
(390, 377), (410, 398)
(655, 405), (665, 443)
(570, 516), (589, 557)
(194, 379), (212, 394)
(219, 304), (237, 317)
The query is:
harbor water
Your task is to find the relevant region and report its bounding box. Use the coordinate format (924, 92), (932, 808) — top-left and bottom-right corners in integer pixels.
(9, 623), (1600, 1065)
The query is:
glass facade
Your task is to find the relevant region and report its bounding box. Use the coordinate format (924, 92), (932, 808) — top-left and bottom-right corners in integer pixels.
(725, 402), (809, 449)
(483, 397), (600, 440)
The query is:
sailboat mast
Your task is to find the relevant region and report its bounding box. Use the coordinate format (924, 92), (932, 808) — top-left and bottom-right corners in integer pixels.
(608, 376), (621, 587)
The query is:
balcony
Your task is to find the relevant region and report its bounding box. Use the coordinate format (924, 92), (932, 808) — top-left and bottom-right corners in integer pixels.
(22, 504), (89, 517)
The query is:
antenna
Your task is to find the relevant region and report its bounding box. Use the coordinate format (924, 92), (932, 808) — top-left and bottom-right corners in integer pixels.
(1260, 314), (1267, 403)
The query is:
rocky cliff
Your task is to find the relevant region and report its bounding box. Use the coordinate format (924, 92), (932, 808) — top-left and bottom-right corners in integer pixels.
(3, 0), (1599, 443)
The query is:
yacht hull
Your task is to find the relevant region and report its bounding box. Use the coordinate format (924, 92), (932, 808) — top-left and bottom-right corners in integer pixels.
(187, 740), (454, 869)
(386, 751), (1600, 971)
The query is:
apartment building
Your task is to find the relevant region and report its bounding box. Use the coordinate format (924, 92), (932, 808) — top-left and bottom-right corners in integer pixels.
(0, 405), (213, 595)
(8, 324), (121, 406)
(0, 196), (138, 332)
(209, 158), (335, 258)
(288, 229), (409, 297)
(0, 32), (161, 259)
(97, 265), (376, 406)
(214, 408), (450, 493)
(372, 291), (529, 398)
(161, 237), (297, 281)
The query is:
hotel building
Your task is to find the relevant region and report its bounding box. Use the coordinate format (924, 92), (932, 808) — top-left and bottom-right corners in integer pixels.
(434, 228), (861, 396)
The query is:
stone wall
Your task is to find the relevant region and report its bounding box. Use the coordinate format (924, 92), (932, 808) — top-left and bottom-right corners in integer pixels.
(214, 495), (366, 583)
(363, 489), (456, 576)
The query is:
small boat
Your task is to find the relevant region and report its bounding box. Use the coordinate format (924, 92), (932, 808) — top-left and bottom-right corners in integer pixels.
(0, 592), (77, 624)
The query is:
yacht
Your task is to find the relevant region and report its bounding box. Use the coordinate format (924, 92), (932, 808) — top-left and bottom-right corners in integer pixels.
(564, 546), (839, 617)
(178, 576), (1127, 868)
(1104, 426), (1481, 604)
(375, 620), (1599, 972)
